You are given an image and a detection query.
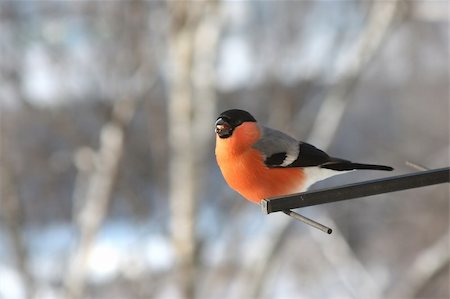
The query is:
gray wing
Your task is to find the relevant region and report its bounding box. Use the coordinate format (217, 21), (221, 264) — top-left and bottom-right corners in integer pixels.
(252, 126), (334, 168)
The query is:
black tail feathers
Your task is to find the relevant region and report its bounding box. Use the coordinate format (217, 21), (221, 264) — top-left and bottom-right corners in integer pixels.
(321, 159), (394, 172)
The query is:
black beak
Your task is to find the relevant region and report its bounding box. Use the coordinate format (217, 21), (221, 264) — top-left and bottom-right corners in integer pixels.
(215, 117), (233, 138)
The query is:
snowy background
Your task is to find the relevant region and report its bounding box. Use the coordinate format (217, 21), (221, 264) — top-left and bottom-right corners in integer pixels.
(0, 1), (448, 299)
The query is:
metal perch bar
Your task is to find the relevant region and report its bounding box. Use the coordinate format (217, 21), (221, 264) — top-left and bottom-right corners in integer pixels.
(283, 210), (333, 234)
(261, 167), (449, 214)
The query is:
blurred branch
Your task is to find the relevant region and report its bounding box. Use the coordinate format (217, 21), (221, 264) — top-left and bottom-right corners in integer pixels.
(405, 161), (428, 172)
(387, 234), (450, 299)
(63, 2), (150, 298)
(64, 99), (137, 299)
(308, 0), (402, 149)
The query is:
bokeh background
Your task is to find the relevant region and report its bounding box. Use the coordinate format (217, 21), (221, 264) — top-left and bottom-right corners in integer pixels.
(0, 1), (449, 299)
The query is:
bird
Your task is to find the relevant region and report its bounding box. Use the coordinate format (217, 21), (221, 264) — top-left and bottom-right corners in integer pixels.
(215, 109), (393, 204)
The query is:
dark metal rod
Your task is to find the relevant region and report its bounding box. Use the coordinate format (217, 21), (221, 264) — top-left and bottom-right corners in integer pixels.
(283, 210), (333, 234)
(261, 167), (449, 214)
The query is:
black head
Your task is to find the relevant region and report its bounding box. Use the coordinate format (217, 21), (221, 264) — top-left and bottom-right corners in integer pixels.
(215, 109), (257, 138)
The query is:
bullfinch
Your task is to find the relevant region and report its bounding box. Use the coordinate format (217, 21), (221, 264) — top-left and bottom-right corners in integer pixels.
(215, 109), (393, 204)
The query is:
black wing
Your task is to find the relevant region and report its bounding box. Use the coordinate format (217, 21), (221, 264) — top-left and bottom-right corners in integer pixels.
(265, 142), (337, 168)
(263, 140), (393, 171)
(282, 142), (334, 167)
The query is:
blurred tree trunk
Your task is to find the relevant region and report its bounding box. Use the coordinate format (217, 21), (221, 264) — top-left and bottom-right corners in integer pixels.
(0, 115), (34, 299)
(166, 1), (220, 298)
(166, 3), (199, 299)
